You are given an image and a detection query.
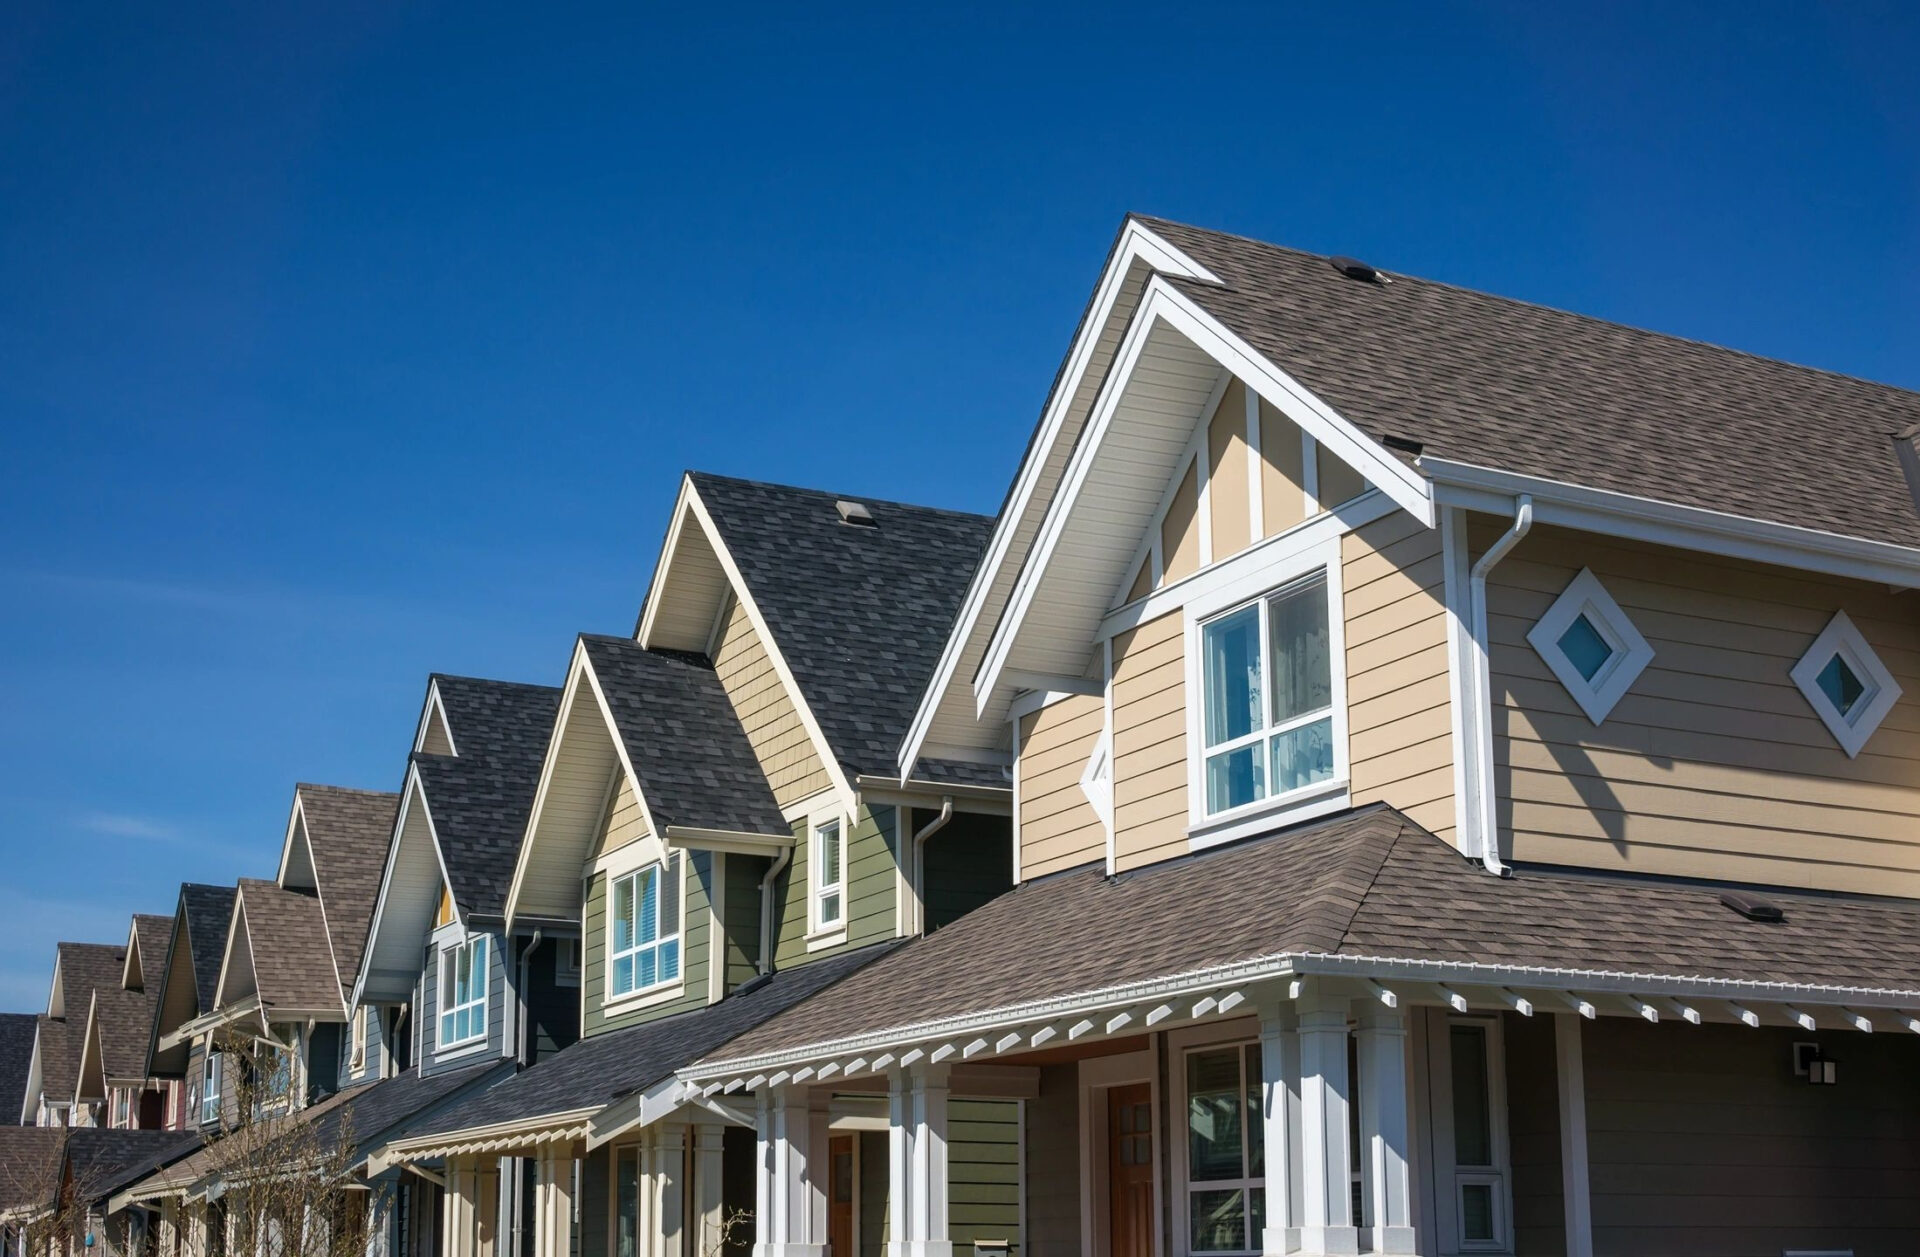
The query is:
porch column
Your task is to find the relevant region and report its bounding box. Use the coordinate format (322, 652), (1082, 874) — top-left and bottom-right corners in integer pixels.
(1297, 990), (1359, 1257)
(754, 1086), (826, 1257)
(445, 1157), (476, 1257)
(650, 1124), (688, 1257)
(1355, 1008), (1415, 1255)
(885, 1071), (915, 1257)
(886, 1064), (952, 1257)
(1258, 999), (1300, 1256)
(690, 1124), (726, 1257)
(1555, 1015), (1594, 1257)
(533, 1148), (574, 1257)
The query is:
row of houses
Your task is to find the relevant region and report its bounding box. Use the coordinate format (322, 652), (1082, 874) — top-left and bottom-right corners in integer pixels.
(5, 215), (1920, 1257)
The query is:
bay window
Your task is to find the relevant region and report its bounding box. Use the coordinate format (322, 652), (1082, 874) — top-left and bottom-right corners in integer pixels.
(438, 936), (488, 1047)
(609, 853), (682, 999)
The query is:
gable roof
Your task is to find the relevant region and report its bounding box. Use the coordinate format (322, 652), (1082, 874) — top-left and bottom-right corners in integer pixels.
(226, 880), (342, 1017)
(0, 1126), (67, 1213)
(44, 944), (123, 1100)
(579, 636), (787, 836)
(127, 916), (173, 990)
(87, 983), (160, 1086)
(696, 803), (1920, 1072)
(1137, 215), (1920, 550)
(0, 1015), (36, 1127)
(28, 1018), (69, 1111)
(178, 884), (237, 1016)
(432, 675), (565, 764)
(291, 784), (399, 998)
(66, 1128), (201, 1207)
(683, 473), (995, 781)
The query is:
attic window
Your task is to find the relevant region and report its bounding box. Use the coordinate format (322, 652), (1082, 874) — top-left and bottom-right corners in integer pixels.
(1790, 610), (1900, 758)
(836, 500), (876, 527)
(1526, 569), (1653, 725)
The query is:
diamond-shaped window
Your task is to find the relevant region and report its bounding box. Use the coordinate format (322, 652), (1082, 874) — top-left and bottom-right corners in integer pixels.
(1526, 568), (1654, 725)
(1790, 611), (1901, 758)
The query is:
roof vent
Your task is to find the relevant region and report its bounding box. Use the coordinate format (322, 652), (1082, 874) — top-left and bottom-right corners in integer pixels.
(836, 500), (876, 527)
(1330, 256), (1388, 285)
(1719, 889), (1786, 923)
(1382, 434), (1424, 457)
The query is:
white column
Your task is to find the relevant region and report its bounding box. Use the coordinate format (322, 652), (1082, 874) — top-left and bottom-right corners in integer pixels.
(653, 1124), (688, 1257)
(754, 1087), (826, 1257)
(886, 1071), (915, 1257)
(1356, 1008), (1415, 1254)
(691, 1124), (726, 1257)
(1297, 992), (1359, 1257)
(1258, 999), (1300, 1256)
(1556, 1015), (1594, 1257)
(909, 1066), (951, 1257)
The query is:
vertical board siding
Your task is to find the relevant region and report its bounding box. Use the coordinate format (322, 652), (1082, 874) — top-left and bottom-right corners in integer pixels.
(1258, 398), (1310, 540)
(1206, 380), (1253, 561)
(712, 598), (833, 809)
(1016, 693), (1107, 878)
(1485, 522), (1920, 893)
(1344, 510), (1455, 844)
(1316, 442), (1367, 510)
(773, 806), (898, 969)
(1583, 1018), (1920, 1254)
(949, 1099), (1022, 1251)
(338, 1003), (389, 1089)
(1025, 1065), (1082, 1255)
(1160, 462), (1202, 584)
(1502, 1012), (1567, 1257)
(1112, 610), (1188, 873)
(582, 850), (713, 1036)
(915, 809), (1014, 930)
(593, 773), (649, 861)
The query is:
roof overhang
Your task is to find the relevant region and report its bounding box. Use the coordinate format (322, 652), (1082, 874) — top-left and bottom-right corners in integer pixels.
(1421, 456), (1920, 590)
(850, 775), (1012, 814)
(373, 1108), (598, 1170)
(660, 827), (795, 858)
(353, 766), (458, 1006)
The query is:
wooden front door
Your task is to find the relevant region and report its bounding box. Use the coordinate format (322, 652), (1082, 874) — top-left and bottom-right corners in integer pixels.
(1108, 1084), (1155, 1257)
(828, 1134), (855, 1257)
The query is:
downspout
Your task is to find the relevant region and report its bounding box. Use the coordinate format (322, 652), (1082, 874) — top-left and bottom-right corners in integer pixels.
(757, 848), (792, 976)
(909, 797), (955, 935)
(517, 929), (542, 1066)
(1467, 495), (1532, 877)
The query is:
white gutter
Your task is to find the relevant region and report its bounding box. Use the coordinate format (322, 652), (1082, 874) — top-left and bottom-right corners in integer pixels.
(1466, 495), (1531, 876)
(758, 846), (792, 976)
(909, 797), (954, 935)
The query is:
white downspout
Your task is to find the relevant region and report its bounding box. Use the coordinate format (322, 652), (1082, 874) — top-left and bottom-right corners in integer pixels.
(1468, 495), (1532, 877)
(757, 848), (792, 976)
(909, 797), (955, 935)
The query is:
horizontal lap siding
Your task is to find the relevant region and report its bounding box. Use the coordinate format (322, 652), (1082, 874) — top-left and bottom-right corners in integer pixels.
(1584, 1018), (1920, 1255)
(583, 850), (713, 1036)
(1017, 693), (1106, 878)
(722, 852), (762, 992)
(949, 1100), (1022, 1250)
(772, 806), (899, 970)
(1113, 611), (1187, 873)
(1025, 1065), (1081, 1255)
(594, 773), (648, 860)
(1485, 524), (1920, 894)
(917, 809), (1013, 930)
(1344, 510), (1455, 843)
(712, 598), (832, 809)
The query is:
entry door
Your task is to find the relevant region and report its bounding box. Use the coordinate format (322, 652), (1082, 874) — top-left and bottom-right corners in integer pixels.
(1108, 1084), (1155, 1257)
(828, 1134), (855, 1257)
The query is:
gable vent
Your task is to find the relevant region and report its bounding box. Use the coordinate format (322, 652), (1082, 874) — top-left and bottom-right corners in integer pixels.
(836, 500), (877, 527)
(1719, 889), (1786, 923)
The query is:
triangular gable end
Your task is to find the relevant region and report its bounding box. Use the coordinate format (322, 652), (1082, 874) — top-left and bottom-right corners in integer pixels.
(148, 910), (202, 1076)
(212, 892), (258, 1011)
(73, 992), (106, 1105)
(277, 793), (317, 892)
(354, 767), (459, 1006)
(415, 681), (457, 757)
(122, 922), (145, 991)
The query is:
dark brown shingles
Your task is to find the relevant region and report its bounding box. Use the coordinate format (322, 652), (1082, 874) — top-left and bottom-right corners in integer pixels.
(0, 1016), (33, 1126)
(234, 880), (343, 1015)
(1135, 216), (1920, 550)
(50, 944), (124, 1098)
(31, 1018), (70, 1104)
(129, 916), (173, 989)
(91, 986), (159, 1084)
(179, 884), (237, 1016)
(294, 785), (399, 998)
(0, 1127), (68, 1211)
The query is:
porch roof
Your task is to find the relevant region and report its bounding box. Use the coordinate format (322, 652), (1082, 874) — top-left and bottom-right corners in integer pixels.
(109, 1082), (370, 1209)
(687, 804), (1920, 1079)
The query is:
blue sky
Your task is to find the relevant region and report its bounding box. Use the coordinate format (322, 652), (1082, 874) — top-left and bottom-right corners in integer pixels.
(1, 1), (1916, 1008)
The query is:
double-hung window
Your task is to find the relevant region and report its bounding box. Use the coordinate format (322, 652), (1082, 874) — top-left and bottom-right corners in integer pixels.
(1199, 571), (1337, 817)
(609, 853), (682, 998)
(438, 937), (488, 1047)
(811, 818), (844, 932)
(200, 1052), (223, 1125)
(1184, 1043), (1264, 1255)
(113, 1088), (130, 1128)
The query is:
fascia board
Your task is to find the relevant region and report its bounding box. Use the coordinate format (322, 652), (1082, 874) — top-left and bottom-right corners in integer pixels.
(352, 763), (434, 1010)
(634, 475), (700, 649)
(895, 220), (1223, 780)
(504, 641), (600, 930)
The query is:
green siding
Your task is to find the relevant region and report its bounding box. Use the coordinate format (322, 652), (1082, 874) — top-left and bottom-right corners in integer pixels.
(772, 805), (899, 969)
(855, 1100), (1023, 1256)
(915, 810), (1014, 931)
(858, 1131), (889, 1257)
(582, 849), (714, 1036)
(722, 852), (763, 992)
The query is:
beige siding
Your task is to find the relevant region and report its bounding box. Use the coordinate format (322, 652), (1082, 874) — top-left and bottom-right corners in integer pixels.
(592, 772), (648, 861)
(711, 596), (833, 808)
(1206, 381), (1252, 561)
(1160, 461), (1202, 584)
(1344, 510), (1455, 843)
(1017, 693), (1106, 878)
(1258, 398), (1310, 539)
(1316, 441), (1366, 509)
(1486, 523), (1920, 894)
(1112, 610), (1187, 872)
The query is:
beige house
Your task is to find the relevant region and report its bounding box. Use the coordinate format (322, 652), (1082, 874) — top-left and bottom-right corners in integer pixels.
(670, 217), (1920, 1257)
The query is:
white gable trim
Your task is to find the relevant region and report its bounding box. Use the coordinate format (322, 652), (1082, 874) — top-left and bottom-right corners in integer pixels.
(974, 276), (1435, 716)
(210, 890), (253, 1012)
(634, 476), (702, 649)
(896, 219), (1224, 779)
(414, 681), (458, 756)
(350, 764), (460, 1008)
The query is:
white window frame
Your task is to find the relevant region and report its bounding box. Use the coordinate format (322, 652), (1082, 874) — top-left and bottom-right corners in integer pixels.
(349, 1005), (368, 1071)
(1423, 1011), (1513, 1255)
(437, 935), (489, 1050)
(113, 1088), (130, 1129)
(199, 1052), (222, 1125)
(1171, 1028), (1267, 1257)
(605, 853), (684, 1006)
(1790, 609), (1901, 758)
(1525, 568), (1653, 726)
(807, 813), (848, 941)
(1183, 534), (1350, 851)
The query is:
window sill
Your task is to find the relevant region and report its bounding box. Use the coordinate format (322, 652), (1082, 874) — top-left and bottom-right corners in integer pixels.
(804, 925), (848, 953)
(433, 1039), (490, 1062)
(1187, 779), (1350, 853)
(602, 982), (683, 1016)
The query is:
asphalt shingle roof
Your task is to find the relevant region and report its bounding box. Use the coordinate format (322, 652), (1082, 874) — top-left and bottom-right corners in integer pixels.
(413, 677), (562, 920)
(303, 1059), (503, 1160)
(687, 473), (995, 781)
(295, 785), (399, 999)
(179, 884), (237, 1017)
(234, 880), (342, 1014)
(1136, 216), (1920, 550)
(0, 1016), (35, 1127)
(0, 1127), (69, 1211)
(579, 636), (788, 836)
(66, 1128), (201, 1206)
(91, 985), (160, 1084)
(30, 1019), (69, 1109)
(129, 916), (173, 988)
(48, 944), (124, 1099)
(701, 804), (1920, 1066)
(404, 943), (893, 1140)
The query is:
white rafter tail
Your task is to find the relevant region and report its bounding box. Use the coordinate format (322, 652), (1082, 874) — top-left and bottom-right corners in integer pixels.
(1028, 1024), (1061, 1048)
(1782, 1005), (1817, 1032)
(1216, 989), (1247, 1015)
(1895, 1012), (1920, 1034)
(1190, 995), (1220, 1019)
(723, 1078), (748, 1094)
(845, 1056), (870, 1076)
(1558, 992), (1597, 1020)
(790, 1067), (816, 1085)
(1366, 981), (1399, 1009)
(961, 1038), (991, 1060)
(1106, 1009), (1136, 1035)
(767, 1070), (792, 1089)
(1841, 1008), (1873, 1033)
(898, 1048), (926, 1068)
(1435, 985), (1469, 1014)
(995, 1032), (1024, 1054)
(1287, 978), (1305, 1001)
(702, 1082), (725, 1098)
(1067, 1018), (1096, 1041)
(815, 1062), (842, 1081)
(1145, 1002), (1176, 1027)
(1499, 989), (1533, 1017)
(744, 1074), (767, 1092)
(1624, 996), (1658, 1023)
(929, 1044), (958, 1064)
(1725, 1002), (1761, 1028)
(1659, 997), (1702, 1025)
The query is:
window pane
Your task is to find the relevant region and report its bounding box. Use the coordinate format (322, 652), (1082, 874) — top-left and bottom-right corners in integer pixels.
(1460, 1183), (1495, 1243)
(613, 955), (634, 996)
(1187, 1048), (1246, 1182)
(613, 876), (635, 952)
(1202, 606), (1263, 747)
(1206, 745), (1266, 813)
(1248, 1187), (1265, 1247)
(1450, 1025), (1492, 1167)
(820, 822), (841, 886)
(1188, 1188), (1246, 1254)
(638, 870), (659, 945)
(820, 890), (841, 924)
(1268, 716), (1335, 794)
(660, 938), (680, 982)
(638, 946), (657, 991)
(1267, 576), (1331, 724)
(1556, 613), (1615, 683)
(1244, 1044), (1264, 1176)
(1817, 653), (1866, 716)
(661, 856), (681, 935)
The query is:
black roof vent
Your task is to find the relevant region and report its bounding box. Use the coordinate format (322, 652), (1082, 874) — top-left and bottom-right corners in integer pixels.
(1382, 434), (1424, 457)
(835, 500), (877, 527)
(1720, 889), (1786, 923)
(1330, 256), (1387, 284)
